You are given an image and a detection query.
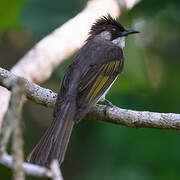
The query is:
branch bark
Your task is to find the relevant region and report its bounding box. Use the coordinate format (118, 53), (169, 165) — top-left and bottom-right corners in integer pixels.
(1, 67), (180, 130)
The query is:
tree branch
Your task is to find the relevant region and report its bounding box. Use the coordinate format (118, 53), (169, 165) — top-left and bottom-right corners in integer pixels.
(87, 105), (180, 130)
(0, 153), (52, 178)
(0, 67), (56, 108)
(50, 160), (63, 180)
(6, 77), (25, 180)
(1, 67), (180, 130)
(0, 76), (25, 156)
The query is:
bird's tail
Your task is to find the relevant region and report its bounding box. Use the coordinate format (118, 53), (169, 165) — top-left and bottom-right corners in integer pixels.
(27, 99), (76, 166)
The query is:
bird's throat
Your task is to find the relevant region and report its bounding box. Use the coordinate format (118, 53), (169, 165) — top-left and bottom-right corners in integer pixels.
(112, 37), (125, 49)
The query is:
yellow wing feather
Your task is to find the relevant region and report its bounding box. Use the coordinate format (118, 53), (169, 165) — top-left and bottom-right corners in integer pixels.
(85, 60), (121, 103)
(86, 75), (109, 102)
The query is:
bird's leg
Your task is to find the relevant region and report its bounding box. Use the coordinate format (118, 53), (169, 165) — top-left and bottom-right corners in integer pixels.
(98, 96), (115, 108)
(104, 99), (114, 108)
(102, 99), (115, 116)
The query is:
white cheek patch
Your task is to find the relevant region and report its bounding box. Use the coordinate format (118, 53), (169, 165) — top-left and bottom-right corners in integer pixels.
(99, 31), (111, 40)
(112, 37), (125, 49)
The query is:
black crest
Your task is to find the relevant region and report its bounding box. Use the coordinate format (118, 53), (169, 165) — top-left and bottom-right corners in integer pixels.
(89, 14), (125, 37)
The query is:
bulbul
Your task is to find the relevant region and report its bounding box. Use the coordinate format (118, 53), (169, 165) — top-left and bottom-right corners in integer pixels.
(28, 15), (139, 166)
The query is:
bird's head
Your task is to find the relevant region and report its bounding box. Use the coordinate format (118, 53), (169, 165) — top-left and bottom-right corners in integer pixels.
(88, 15), (139, 48)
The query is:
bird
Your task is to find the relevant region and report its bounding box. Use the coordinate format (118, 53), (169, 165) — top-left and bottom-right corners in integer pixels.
(27, 14), (139, 166)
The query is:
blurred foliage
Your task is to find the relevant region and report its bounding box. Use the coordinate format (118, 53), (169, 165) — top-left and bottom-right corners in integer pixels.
(21, 0), (87, 40)
(0, 0), (24, 30)
(0, 0), (180, 180)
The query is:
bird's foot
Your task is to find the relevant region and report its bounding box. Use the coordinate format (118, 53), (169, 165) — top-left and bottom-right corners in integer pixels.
(103, 99), (115, 116)
(104, 99), (114, 108)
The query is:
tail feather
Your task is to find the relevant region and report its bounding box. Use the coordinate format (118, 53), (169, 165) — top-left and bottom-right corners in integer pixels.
(27, 100), (76, 166)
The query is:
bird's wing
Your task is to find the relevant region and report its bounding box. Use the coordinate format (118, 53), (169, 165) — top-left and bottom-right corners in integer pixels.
(75, 45), (124, 122)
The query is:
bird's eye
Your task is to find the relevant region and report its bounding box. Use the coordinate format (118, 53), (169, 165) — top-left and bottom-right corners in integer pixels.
(112, 28), (116, 32)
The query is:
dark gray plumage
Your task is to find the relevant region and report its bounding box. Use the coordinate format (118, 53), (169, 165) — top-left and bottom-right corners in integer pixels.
(27, 15), (139, 166)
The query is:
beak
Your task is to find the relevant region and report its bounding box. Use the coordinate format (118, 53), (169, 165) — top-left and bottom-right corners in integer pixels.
(121, 29), (140, 36)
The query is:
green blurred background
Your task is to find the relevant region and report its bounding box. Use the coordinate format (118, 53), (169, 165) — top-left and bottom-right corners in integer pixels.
(0, 0), (180, 179)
